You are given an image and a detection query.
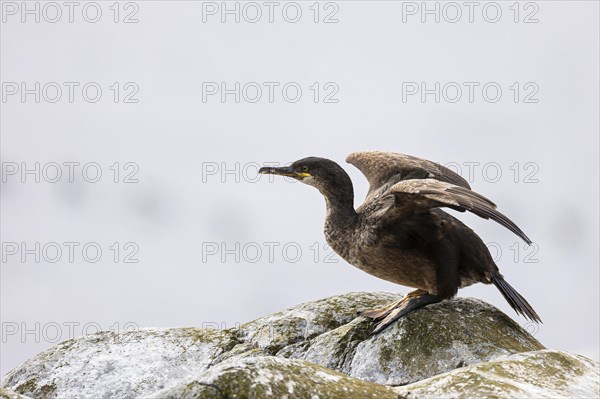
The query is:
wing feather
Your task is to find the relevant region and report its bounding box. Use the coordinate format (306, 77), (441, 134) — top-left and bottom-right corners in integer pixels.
(387, 179), (531, 244)
(347, 151), (471, 200)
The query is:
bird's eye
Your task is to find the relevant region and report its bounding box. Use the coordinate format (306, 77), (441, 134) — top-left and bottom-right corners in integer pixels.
(302, 166), (309, 172)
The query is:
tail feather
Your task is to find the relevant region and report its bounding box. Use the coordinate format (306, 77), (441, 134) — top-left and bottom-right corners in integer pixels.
(492, 274), (542, 323)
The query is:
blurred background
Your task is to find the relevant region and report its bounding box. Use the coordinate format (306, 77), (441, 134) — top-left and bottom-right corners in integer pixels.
(1, 1), (598, 376)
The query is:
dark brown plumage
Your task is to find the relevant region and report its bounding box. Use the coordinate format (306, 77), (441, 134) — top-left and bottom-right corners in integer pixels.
(259, 151), (541, 333)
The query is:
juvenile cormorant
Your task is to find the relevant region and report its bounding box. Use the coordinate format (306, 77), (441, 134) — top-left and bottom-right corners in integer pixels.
(259, 151), (541, 333)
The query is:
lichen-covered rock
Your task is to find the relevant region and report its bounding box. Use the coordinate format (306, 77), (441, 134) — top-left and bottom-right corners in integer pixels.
(1, 328), (237, 399)
(0, 387), (32, 399)
(143, 356), (398, 399)
(269, 296), (544, 385)
(393, 350), (600, 399)
(1, 292), (598, 399)
(339, 298), (544, 385)
(233, 291), (400, 356)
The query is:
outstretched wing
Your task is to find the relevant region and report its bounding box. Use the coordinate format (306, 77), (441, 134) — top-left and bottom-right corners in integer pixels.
(346, 151), (470, 199)
(380, 179), (531, 244)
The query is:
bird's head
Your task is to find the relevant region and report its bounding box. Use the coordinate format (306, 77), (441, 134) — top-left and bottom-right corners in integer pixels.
(259, 157), (353, 200)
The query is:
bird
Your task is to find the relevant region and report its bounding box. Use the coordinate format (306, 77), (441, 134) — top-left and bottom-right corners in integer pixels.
(258, 151), (541, 333)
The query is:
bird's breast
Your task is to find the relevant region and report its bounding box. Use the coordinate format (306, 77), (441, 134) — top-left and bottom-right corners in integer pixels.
(323, 222), (354, 262)
(324, 221), (437, 292)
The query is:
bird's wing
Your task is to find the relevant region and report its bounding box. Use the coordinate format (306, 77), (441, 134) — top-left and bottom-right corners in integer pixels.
(374, 178), (531, 244)
(346, 151), (471, 200)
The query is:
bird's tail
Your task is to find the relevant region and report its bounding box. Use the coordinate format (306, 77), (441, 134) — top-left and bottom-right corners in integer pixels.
(492, 273), (542, 323)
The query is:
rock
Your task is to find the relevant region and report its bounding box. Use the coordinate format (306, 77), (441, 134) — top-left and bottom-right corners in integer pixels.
(142, 356), (398, 399)
(0, 387), (31, 399)
(240, 295), (544, 385)
(1, 328), (238, 399)
(325, 298), (544, 385)
(393, 350), (600, 399)
(1, 292), (598, 399)
(234, 291), (401, 356)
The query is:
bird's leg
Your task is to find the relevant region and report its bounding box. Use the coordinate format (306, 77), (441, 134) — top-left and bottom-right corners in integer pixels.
(358, 289), (428, 320)
(371, 291), (444, 334)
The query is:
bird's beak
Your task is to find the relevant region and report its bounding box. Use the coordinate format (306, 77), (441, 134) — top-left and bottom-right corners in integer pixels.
(259, 166), (311, 179)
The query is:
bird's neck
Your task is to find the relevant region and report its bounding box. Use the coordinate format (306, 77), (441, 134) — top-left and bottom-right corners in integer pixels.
(322, 185), (357, 262)
(323, 185), (358, 229)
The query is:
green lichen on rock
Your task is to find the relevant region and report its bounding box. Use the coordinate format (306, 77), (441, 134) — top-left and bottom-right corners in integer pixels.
(279, 297), (544, 386)
(345, 298), (545, 385)
(143, 356), (399, 399)
(234, 291), (400, 356)
(285, 317), (374, 370)
(1, 292), (598, 399)
(1, 328), (235, 399)
(0, 387), (32, 399)
(393, 350), (600, 399)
